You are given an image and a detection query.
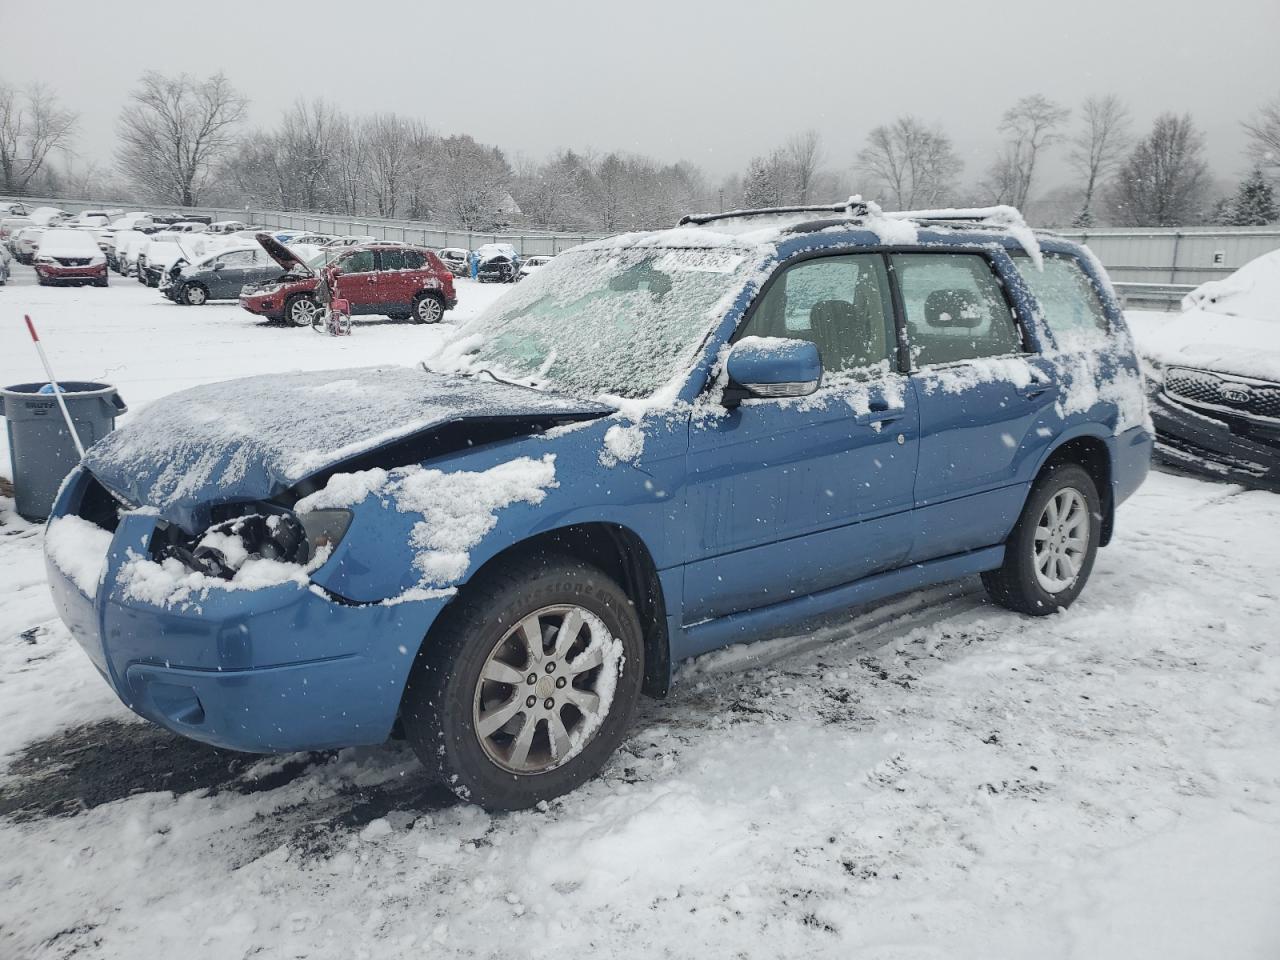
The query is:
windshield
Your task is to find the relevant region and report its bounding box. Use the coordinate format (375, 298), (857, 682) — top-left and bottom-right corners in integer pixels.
(456, 245), (756, 399)
(304, 249), (341, 270)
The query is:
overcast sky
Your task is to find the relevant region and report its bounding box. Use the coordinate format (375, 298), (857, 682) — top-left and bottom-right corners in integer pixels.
(5, 0), (1278, 194)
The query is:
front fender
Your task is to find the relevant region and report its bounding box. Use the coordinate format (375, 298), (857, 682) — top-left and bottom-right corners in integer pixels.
(309, 415), (688, 603)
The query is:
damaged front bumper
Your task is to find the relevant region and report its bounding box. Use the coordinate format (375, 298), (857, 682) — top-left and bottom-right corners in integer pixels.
(45, 469), (451, 753)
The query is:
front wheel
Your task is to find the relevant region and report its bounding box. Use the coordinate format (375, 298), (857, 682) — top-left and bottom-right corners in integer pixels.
(401, 555), (644, 810)
(180, 282), (207, 305)
(284, 293), (321, 328)
(982, 462), (1101, 615)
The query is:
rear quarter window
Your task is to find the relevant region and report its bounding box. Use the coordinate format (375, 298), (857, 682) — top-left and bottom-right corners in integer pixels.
(1015, 253), (1110, 345)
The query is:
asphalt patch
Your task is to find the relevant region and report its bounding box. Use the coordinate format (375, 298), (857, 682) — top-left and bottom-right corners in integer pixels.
(0, 718), (327, 822)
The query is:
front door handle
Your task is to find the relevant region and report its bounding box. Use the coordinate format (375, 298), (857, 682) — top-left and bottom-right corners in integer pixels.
(854, 401), (905, 426)
(1019, 370), (1053, 398)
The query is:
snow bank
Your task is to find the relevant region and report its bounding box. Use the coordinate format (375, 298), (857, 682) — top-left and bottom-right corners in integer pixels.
(44, 515), (113, 596)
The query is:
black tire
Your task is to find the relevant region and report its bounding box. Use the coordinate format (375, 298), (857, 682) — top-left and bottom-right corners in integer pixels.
(982, 462), (1102, 616)
(95, 277), (108, 288)
(411, 292), (445, 324)
(401, 554), (645, 811)
(180, 282), (207, 305)
(284, 293), (320, 327)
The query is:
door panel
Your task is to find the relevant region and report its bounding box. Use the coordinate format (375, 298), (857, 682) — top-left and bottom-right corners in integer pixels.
(684, 378), (919, 623)
(331, 250), (379, 313)
(891, 251), (1062, 562)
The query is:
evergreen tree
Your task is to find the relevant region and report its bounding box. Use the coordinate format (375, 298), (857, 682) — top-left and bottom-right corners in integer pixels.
(1225, 167), (1278, 225)
(1070, 205), (1095, 228)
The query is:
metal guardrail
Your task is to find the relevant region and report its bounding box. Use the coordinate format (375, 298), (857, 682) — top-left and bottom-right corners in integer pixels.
(1113, 281), (1195, 310)
(7, 192), (1280, 271)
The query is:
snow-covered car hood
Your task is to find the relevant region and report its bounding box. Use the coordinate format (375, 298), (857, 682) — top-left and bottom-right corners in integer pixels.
(1131, 308), (1280, 383)
(82, 366), (612, 530)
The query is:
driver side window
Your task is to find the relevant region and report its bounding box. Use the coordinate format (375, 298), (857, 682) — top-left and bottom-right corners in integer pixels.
(739, 254), (896, 376)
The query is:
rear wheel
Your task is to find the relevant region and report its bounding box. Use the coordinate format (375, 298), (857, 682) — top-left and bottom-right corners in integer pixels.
(412, 292), (445, 324)
(284, 293), (321, 327)
(982, 462), (1101, 615)
(401, 554), (644, 810)
(180, 282), (207, 305)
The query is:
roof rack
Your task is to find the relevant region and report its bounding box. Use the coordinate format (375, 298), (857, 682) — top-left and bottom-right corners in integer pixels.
(678, 197), (868, 227)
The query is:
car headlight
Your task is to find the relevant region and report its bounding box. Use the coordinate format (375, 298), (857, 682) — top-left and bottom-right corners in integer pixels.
(298, 509), (353, 557)
(35, 255), (54, 264)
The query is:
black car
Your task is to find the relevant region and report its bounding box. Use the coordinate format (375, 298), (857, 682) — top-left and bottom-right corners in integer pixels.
(1133, 251), (1280, 491)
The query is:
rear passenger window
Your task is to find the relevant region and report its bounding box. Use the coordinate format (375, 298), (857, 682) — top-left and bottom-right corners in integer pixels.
(739, 254), (896, 375)
(1014, 254), (1110, 341)
(892, 254), (1022, 366)
(400, 250), (427, 270)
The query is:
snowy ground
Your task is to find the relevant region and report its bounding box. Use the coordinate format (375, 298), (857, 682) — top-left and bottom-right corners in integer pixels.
(1, 265), (1278, 959)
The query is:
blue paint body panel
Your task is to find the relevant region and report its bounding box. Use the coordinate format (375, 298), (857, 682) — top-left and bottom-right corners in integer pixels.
(46, 225), (1153, 754)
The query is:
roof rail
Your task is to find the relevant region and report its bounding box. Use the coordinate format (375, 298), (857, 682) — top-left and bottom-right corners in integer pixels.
(678, 197), (868, 227)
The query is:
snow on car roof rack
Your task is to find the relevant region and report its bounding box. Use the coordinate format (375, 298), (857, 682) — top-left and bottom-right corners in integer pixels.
(677, 200), (1047, 265)
(677, 197), (869, 227)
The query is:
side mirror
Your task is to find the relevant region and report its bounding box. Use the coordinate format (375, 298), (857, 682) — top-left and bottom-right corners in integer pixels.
(723, 337), (822, 407)
(211, 262), (224, 271)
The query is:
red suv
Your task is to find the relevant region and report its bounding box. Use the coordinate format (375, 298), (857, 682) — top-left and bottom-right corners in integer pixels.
(240, 235), (457, 326)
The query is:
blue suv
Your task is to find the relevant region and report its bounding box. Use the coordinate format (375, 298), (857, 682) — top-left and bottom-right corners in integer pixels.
(45, 202), (1152, 810)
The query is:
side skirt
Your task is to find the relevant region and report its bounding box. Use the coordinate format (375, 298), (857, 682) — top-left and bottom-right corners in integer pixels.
(673, 545), (1005, 662)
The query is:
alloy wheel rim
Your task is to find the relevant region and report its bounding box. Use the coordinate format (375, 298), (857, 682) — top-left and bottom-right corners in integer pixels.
(417, 297), (441, 322)
(1033, 487), (1089, 593)
(291, 298), (319, 325)
(472, 604), (615, 775)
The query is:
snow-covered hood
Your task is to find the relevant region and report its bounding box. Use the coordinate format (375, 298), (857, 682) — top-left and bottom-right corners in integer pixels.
(37, 233), (102, 258)
(1134, 308), (1280, 383)
(82, 366), (612, 530)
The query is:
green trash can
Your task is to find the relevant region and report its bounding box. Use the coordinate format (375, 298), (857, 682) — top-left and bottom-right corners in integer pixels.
(1, 381), (127, 521)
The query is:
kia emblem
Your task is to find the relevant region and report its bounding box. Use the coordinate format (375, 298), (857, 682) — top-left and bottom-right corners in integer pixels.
(1220, 384), (1252, 405)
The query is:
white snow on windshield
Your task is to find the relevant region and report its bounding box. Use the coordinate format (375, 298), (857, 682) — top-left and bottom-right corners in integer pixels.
(449, 246), (760, 399)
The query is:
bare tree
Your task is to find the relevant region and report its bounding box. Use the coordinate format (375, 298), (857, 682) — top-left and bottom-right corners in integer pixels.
(1243, 94), (1280, 169)
(1110, 113), (1209, 226)
(856, 116), (962, 209)
(740, 149), (791, 208)
(280, 99), (340, 211)
(1067, 95), (1131, 226)
(116, 71), (247, 206)
(985, 94), (1070, 209)
(433, 135), (512, 230)
(785, 130), (823, 203)
(0, 81), (78, 196)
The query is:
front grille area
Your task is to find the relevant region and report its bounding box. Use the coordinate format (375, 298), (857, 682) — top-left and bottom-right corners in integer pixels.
(56, 257), (91, 266)
(1165, 367), (1280, 420)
